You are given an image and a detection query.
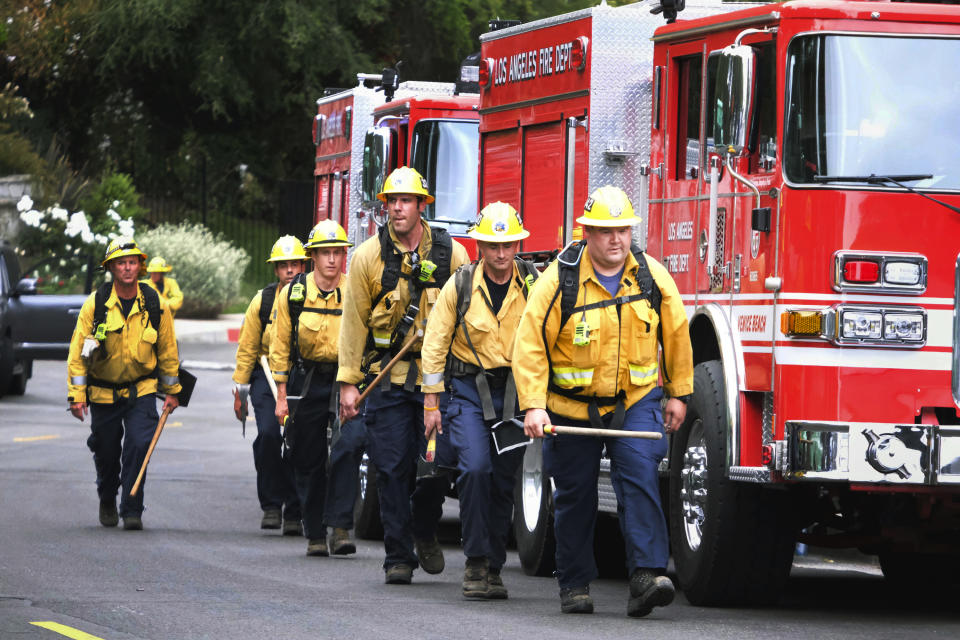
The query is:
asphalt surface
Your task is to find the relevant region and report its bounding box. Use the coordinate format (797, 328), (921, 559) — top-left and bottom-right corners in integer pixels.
(1, 341), (958, 640)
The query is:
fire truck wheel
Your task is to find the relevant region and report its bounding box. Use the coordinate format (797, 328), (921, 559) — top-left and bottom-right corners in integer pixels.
(353, 453), (384, 540)
(668, 360), (797, 606)
(878, 551), (960, 588)
(513, 442), (557, 577)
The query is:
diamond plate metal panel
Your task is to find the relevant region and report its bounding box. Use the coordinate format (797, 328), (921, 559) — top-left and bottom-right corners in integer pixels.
(344, 84), (381, 258)
(587, 1), (754, 250)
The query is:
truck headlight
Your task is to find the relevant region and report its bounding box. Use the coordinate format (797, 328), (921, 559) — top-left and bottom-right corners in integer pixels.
(883, 313), (924, 342)
(840, 310), (882, 340)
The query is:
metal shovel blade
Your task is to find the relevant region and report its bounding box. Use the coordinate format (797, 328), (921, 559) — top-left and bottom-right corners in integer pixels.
(417, 432), (438, 479)
(491, 418), (532, 454)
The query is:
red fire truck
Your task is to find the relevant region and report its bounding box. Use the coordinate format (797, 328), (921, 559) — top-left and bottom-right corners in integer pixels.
(313, 76), (480, 251)
(479, 0), (960, 604)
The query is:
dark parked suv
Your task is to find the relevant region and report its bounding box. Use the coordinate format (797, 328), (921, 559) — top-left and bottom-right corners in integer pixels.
(0, 239), (88, 397)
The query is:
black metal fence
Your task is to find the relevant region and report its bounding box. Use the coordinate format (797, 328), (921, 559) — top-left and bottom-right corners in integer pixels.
(140, 180), (314, 287)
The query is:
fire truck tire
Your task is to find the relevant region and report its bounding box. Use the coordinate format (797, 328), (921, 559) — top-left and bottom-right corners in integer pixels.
(353, 454), (384, 540)
(513, 442), (556, 577)
(669, 360), (797, 606)
(878, 552), (960, 587)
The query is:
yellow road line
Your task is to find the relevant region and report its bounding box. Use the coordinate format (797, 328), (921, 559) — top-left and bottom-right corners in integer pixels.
(30, 621), (105, 640)
(167, 421), (184, 428)
(13, 434), (61, 443)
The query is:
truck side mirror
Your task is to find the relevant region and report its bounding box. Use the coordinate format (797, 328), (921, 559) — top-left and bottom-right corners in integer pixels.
(361, 128), (392, 206)
(14, 277), (38, 296)
(713, 44), (756, 156)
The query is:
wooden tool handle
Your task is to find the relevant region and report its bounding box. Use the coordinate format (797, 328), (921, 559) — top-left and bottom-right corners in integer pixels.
(260, 355), (280, 402)
(355, 329), (422, 407)
(425, 431), (437, 463)
(544, 424), (662, 440)
(130, 405), (172, 497)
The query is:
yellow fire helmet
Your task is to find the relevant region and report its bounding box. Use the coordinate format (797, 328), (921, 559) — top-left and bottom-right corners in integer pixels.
(266, 235), (309, 263)
(101, 236), (148, 268)
(576, 185), (642, 227)
(468, 201), (530, 243)
(303, 219), (353, 249)
(376, 166), (435, 204)
(146, 256), (173, 273)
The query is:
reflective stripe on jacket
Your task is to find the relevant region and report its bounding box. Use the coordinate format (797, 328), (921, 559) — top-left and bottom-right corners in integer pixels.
(512, 248), (693, 420)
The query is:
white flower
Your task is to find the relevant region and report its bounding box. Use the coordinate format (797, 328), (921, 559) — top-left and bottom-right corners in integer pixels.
(118, 218), (135, 237)
(65, 211), (90, 238)
(39, 223), (48, 231)
(50, 206), (69, 221)
(19, 209), (42, 227)
(16, 195), (33, 212)
(81, 230), (95, 244)
(106, 208), (121, 221)
(94, 234), (108, 244)
(112, 200), (120, 208)
(107, 232), (118, 241)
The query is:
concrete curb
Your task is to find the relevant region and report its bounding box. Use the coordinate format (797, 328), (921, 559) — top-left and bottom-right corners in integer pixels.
(175, 314), (243, 345)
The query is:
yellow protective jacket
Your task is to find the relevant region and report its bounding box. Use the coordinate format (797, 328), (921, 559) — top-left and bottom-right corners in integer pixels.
(337, 220), (469, 387)
(232, 286), (280, 385)
(512, 248), (693, 420)
(141, 276), (183, 316)
(269, 273), (343, 383)
(421, 260), (530, 394)
(67, 284), (182, 404)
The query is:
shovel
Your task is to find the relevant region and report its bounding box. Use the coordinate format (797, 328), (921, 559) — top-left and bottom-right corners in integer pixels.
(417, 430), (438, 479)
(491, 419), (661, 454)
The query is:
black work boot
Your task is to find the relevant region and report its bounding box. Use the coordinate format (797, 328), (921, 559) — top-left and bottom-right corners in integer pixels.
(329, 527), (356, 555)
(282, 519), (303, 537)
(122, 515), (143, 531)
(560, 586), (593, 614)
(462, 557), (489, 599)
(486, 568), (508, 600)
(384, 564), (414, 585)
(627, 569), (675, 618)
(306, 538), (329, 557)
(261, 509), (282, 530)
(415, 536), (445, 574)
(99, 498), (118, 528)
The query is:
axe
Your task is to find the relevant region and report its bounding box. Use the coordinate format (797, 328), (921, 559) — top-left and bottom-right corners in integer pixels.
(234, 383), (250, 437)
(259, 355), (294, 429)
(128, 367), (196, 496)
(131, 405), (171, 497)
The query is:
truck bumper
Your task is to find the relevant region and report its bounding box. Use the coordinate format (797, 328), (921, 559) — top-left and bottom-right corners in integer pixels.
(785, 420), (960, 486)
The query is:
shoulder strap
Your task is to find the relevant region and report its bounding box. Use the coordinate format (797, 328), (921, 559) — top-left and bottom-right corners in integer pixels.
(631, 246), (662, 321)
(287, 272), (308, 363)
(371, 224), (401, 311)
(453, 263), (478, 326)
(258, 282), (279, 339)
(137, 282), (162, 332)
(514, 257), (540, 299)
(556, 240), (587, 330)
(93, 282), (113, 338)
(428, 226), (453, 287)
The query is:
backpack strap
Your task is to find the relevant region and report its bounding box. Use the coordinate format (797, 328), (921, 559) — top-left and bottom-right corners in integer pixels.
(258, 282), (279, 341)
(137, 282), (162, 332)
(428, 226), (453, 289)
(287, 272), (308, 366)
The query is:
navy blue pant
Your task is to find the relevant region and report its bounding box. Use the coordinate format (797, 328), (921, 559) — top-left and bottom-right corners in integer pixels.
(323, 415), (366, 529)
(364, 383), (455, 569)
(87, 394), (160, 518)
(250, 367), (299, 519)
(286, 371), (334, 540)
(448, 376), (523, 572)
(543, 389), (669, 589)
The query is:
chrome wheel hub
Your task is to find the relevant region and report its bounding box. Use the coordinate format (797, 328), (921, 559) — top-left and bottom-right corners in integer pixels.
(521, 444), (544, 532)
(680, 419), (708, 551)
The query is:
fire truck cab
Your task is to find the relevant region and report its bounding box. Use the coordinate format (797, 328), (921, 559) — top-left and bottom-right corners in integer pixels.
(480, 0), (960, 605)
(313, 78), (480, 251)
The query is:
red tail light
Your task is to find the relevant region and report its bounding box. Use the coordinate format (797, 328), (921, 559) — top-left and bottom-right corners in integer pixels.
(478, 58), (493, 89)
(571, 37), (589, 71)
(843, 260), (880, 283)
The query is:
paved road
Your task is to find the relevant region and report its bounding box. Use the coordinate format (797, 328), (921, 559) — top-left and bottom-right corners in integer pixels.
(1, 342), (957, 640)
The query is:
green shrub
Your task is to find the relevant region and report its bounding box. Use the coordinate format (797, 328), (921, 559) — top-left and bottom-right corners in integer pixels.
(137, 222), (250, 318)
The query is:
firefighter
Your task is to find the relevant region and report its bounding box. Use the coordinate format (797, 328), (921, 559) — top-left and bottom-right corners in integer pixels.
(67, 237), (181, 531)
(141, 257), (184, 317)
(232, 236), (307, 534)
(420, 202), (537, 599)
(270, 219), (352, 557)
(338, 166), (469, 584)
(513, 186), (694, 617)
